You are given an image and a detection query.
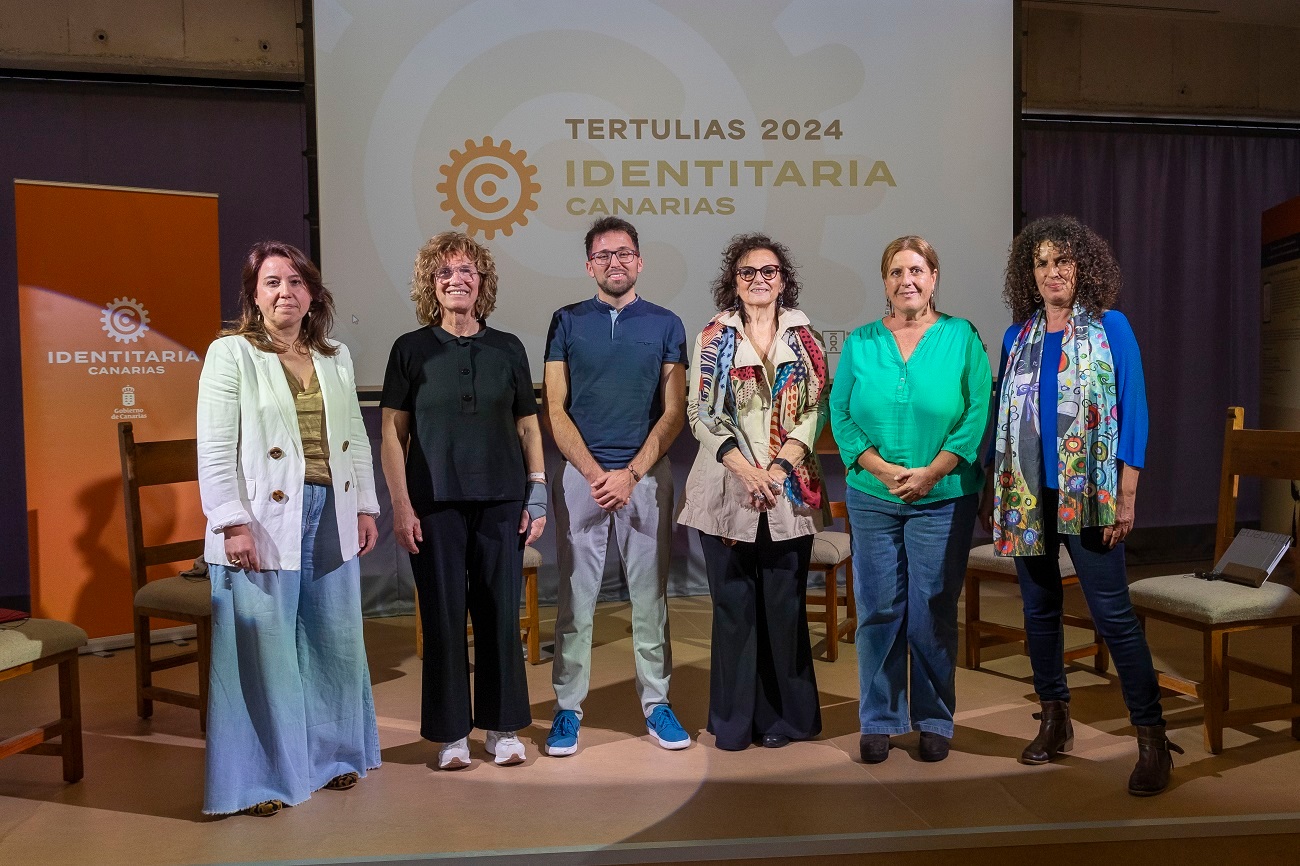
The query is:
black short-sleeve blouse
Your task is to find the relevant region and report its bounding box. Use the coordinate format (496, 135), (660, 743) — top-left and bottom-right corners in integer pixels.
(381, 324), (537, 511)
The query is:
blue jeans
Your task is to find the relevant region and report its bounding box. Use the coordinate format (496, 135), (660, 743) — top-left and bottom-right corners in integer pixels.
(847, 487), (977, 738)
(204, 483), (380, 815)
(1014, 488), (1163, 727)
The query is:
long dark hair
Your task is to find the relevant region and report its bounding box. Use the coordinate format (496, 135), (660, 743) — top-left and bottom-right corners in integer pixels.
(222, 240), (338, 356)
(1003, 216), (1121, 322)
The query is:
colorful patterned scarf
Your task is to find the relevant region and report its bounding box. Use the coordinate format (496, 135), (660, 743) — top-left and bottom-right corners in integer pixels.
(696, 311), (826, 508)
(993, 307), (1119, 556)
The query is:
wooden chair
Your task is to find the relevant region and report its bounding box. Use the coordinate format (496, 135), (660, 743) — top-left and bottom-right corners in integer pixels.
(118, 421), (211, 730)
(0, 618), (88, 782)
(414, 545), (543, 664)
(1130, 406), (1300, 753)
(806, 501), (855, 661)
(964, 543), (1109, 673)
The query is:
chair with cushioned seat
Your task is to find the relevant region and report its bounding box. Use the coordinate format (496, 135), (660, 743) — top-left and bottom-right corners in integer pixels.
(0, 618), (88, 781)
(1129, 406), (1300, 753)
(118, 421), (211, 730)
(806, 501), (855, 662)
(414, 544), (544, 664)
(963, 543), (1109, 673)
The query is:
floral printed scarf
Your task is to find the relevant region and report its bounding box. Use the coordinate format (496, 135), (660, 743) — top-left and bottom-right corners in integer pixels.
(993, 306), (1119, 556)
(696, 311), (826, 508)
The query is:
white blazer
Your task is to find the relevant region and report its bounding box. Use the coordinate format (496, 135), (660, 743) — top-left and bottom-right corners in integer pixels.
(197, 335), (380, 571)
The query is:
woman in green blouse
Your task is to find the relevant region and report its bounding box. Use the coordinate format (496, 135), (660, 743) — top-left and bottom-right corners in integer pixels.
(829, 235), (991, 765)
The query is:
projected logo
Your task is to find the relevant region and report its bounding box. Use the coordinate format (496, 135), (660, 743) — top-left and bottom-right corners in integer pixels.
(437, 137), (541, 239)
(101, 297), (151, 344)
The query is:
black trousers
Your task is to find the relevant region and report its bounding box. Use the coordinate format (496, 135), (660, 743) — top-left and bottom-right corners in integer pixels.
(698, 518), (821, 750)
(411, 499), (531, 742)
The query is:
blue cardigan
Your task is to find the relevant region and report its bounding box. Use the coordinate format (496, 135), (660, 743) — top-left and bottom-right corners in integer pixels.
(993, 310), (1148, 488)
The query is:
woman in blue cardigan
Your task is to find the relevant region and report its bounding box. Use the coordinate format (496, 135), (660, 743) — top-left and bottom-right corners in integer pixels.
(982, 215), (1180, 796)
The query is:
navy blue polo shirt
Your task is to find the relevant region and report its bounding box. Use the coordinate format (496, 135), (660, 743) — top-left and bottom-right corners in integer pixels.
(544, 296), (687, 468)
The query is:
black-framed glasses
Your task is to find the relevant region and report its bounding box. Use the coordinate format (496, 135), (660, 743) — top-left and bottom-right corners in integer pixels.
(735, 265), (782, 282)
(589, 248), (639, 266)
(435, 265), (478, 282)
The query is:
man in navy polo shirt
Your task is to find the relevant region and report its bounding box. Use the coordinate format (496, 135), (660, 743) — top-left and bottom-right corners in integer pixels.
(542, 216), (689, 756)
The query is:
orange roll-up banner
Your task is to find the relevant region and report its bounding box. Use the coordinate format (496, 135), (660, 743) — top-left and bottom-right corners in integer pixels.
(16, 180), (220, 640)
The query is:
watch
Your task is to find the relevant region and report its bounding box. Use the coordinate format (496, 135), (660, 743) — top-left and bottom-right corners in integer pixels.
(769, 457), (796, 477)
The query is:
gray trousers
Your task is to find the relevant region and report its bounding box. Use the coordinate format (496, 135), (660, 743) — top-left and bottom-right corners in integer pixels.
(551, 457), (674, 719)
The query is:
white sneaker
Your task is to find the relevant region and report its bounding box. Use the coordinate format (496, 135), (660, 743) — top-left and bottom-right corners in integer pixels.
(485, 730), (526, 766)
(438, 737), (470, 770)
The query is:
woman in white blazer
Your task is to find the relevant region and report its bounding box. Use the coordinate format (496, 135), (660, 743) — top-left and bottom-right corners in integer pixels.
(197, 241), (381, 817)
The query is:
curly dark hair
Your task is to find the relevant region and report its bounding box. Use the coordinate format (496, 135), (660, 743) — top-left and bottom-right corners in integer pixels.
(1003, 215), (1121, 322)
(709, 233), (802, 321)
(222, 240), (338, 356)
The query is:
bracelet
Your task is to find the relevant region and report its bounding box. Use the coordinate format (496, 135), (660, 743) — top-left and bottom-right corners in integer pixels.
(769, 457), (796, 477)
(528, 472), (547, 483)
(627, 466), (642, 482)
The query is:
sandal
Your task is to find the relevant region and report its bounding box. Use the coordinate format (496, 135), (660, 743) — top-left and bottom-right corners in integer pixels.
(324, 772), (359, 791)
(246, 799), (284, 817)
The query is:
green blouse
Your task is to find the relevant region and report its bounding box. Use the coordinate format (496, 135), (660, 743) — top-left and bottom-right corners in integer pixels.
(829, 314), (991, 505)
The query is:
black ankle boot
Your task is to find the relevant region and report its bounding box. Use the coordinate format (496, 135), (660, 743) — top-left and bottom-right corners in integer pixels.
(1019, 700), (1073, 765)
(1128, 723), (1183, 796)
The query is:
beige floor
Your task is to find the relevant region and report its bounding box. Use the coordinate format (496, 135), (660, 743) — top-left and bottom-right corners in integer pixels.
(3, 583), (1300, 866)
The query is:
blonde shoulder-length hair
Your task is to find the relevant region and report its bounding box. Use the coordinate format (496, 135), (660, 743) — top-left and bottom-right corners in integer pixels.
(411, 232), (499, 326)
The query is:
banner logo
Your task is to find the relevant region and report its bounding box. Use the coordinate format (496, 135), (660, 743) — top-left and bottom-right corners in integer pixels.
(437, 137), (540, 239)
(101, 297), (151, 344)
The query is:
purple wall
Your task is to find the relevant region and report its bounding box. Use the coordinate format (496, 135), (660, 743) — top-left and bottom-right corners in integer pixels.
(0, 78), (309, 610)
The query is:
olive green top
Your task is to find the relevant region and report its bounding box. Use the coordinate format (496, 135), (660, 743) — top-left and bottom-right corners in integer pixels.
(282, 363), (332, 486)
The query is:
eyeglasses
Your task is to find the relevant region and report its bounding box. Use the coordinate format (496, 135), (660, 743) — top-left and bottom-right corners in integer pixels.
(735, 265), (782, 283)
(588, 248), (639, 266)
(435, 265), (478, 282)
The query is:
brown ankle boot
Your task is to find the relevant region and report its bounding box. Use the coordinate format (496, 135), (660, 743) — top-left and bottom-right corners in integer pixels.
(1128, 723), (1183, 796)
(1019, 700), (1073, 765)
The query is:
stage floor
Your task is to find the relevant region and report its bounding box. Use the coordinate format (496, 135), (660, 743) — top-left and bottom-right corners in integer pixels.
(3, 584), (1300, 865)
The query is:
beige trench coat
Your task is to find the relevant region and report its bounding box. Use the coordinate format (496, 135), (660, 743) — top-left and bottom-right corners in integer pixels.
(677, 308), (827, 543)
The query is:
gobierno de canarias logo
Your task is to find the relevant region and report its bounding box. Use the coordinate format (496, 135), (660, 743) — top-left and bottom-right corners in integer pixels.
(437, 137), (541, 240)
(101, 297), (151, 344)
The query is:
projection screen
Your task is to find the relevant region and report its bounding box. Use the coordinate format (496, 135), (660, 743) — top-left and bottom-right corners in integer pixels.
(313, 0), (1014, 388)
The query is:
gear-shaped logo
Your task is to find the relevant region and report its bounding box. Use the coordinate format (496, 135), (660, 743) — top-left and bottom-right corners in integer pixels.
(437, 136), (540, 240)
(101, 297), (151, 344)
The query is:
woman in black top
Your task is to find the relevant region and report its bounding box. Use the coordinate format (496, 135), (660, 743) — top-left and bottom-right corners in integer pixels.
(380, 232), (547, 770)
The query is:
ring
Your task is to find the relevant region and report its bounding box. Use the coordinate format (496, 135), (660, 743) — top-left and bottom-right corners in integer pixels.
(228, 556), (240, 565)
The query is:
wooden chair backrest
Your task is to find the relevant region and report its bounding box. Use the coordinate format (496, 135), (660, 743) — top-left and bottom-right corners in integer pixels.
(118, 421), (205, 595)
(1215, 406), (1300, 562)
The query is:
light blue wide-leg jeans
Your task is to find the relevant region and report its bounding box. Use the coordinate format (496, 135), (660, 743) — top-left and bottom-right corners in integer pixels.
(847, 487), (977, 739)
(203, 483), (380, 815)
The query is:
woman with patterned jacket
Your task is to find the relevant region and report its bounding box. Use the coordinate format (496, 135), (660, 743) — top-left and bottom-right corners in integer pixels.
(678, 233), (828, 752)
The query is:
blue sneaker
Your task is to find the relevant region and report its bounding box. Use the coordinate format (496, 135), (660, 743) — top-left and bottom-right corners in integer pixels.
(646, 705), (690, 750)
(546, 710), (580, 756)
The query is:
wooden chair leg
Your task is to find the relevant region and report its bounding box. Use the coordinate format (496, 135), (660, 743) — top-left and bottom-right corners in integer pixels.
(964, 571), (981, 670)
(824, 568), (839, 662)
(524, 567), (541, 665)
(134, 612), (152, 720)
(196, 616), (212, 733)
(1204, 630), (1225, 754)
(1293, 625), (1300, 742)
(1221, 631), (1232, 711)
(58, 652), (84, 782)
(1094, 636), (1110, 675)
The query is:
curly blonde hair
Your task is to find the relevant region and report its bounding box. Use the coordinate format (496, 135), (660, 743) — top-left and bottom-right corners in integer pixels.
(411, 232), (500, 326)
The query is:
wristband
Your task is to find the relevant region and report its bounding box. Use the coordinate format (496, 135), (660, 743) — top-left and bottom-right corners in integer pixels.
(525, 480), (547, 521)
(528, 472), (547, 483)
(769, 457), (796, 477)
(627, 466), (642, 482)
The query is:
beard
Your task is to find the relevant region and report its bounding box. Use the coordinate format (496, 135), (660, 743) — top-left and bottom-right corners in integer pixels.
(598, 272), (637, 296)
